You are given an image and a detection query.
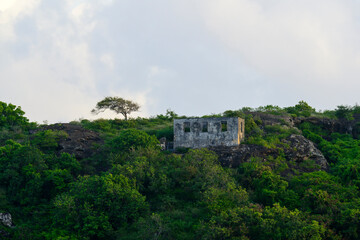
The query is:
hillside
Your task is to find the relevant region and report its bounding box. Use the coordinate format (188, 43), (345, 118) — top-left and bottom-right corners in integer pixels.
(1, 101), (360, 239)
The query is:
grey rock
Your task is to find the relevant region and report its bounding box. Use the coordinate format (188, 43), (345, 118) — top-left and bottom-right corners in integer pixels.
(210, 134), (329, 175)
(0, 213), (12, 227)
(294, 116), (359, 137)
(37, 123), (103, 159)
(252, 112), (295, 127)
(210, 144), (279, 168)
(283, 134), (329, 170)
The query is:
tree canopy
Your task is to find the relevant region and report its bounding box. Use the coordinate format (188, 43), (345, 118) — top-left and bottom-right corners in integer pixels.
(0, 101), (29, 128)
(92, 97), (140, 120)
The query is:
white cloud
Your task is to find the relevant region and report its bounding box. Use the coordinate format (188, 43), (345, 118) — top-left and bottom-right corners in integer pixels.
(0, 1), (106, 122)
(0, 0), (41, 42)
(100, 54), (114, 69)
(200, 0), (360, 86)
(67, 2), (97, 36)
(33, 7), (97, 91)
(147, 65), (171, 78)
(0, 54), (97, 123)
(2, 0), (360, 123)
(0, 1), (14, 11)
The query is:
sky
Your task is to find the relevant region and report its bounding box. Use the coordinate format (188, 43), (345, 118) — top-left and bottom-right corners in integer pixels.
(1, 0), (360, 123)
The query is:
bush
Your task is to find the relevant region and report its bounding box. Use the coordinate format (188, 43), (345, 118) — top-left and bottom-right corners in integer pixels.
(256, 105), (285, 115)
(109, 129), (160, 153)
(52, 174), (148, 239)
(32, 130), (68, 152)
(223, 110), (245, 118)
(284, 101), (315, 117)
(335, 105), (354, 120)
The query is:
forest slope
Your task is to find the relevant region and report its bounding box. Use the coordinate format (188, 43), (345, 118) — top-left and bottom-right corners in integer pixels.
(1, 101), (360, 239)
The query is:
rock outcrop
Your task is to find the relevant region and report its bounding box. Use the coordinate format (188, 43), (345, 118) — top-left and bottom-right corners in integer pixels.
(295, 116), (359, 138)
(210, 144), (279, 168)
(283, 134), (328, 170)
(40, 123), (103, 159)
(211, 134), (328, 175)
(0, 212), (12, 227)
(252, 112), (295, 127)
(0, 212), (12, 239)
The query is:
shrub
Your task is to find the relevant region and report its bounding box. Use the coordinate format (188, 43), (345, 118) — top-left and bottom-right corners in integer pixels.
(32, 130), (68, 152)
(223, 110), (245, 118)
(285, 101), (315, 117)
(335, 105), (354, 120)
(109, 129), (160, 153)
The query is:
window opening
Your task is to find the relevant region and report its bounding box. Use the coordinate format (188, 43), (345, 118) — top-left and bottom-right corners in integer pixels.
(221, 121), (228, 132)
(184, 122), (191, 132)
(202, 122), (208, 132)
(241, 122), (243, 133)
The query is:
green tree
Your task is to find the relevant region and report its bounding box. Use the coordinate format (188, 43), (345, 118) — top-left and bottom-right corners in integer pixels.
(335, 105), (354, 120)
(200, 203), (325, 240)
(285, 100), (315, 117)
(53, 173), (148, 239)
(109, 129), (160, 153)
(294, 100), (315, 112)
(0, 101), (29, 128)
(0, 140), (47, 206)
(92, 97), (140, 120)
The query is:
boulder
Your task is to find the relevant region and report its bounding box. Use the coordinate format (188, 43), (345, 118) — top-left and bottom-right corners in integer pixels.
(283, 134), (329, 170)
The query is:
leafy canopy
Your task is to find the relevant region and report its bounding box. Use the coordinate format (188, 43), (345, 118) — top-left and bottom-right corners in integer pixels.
(92, 96), (140, 120)
(0, 101), (29, 128)
(109, 128), (160, 153)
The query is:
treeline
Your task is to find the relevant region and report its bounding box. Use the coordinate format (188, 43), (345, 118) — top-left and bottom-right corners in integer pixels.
(1, 101), (360, 239)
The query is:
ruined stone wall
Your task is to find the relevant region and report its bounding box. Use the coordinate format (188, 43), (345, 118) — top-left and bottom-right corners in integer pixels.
(174, 117), (244, 149)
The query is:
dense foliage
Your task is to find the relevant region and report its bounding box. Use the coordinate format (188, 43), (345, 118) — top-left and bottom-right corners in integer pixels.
(0, 101), (29, 128)
(1, 101), (360, 239)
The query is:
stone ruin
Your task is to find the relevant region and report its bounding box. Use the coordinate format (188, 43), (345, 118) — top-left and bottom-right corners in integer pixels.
(174, 117), (245, 149)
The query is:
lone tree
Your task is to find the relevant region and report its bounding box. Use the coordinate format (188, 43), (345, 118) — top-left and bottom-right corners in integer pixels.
(91, 96), (140, 120)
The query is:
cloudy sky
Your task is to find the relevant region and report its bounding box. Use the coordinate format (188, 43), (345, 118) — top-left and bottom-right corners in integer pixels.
(1, 0), (360, 123)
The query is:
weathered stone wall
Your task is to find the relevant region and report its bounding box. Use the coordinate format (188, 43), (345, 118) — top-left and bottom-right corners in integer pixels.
(174, 117), (244, 149)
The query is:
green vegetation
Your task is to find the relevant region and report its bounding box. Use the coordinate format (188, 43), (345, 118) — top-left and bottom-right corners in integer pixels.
(1, 100), (360, 239)
(0, 101), (29, 128)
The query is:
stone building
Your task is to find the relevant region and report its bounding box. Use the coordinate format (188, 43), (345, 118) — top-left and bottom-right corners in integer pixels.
(173, 117), (245, 149)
